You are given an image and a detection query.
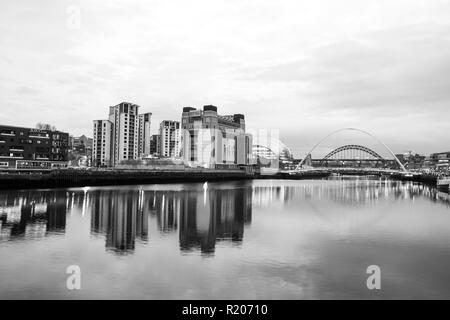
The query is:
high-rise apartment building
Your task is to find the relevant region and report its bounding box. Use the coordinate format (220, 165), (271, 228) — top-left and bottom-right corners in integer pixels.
(138, 112), (152, 157)
(92, 120), (113, 167)
(94, 102), (154, 167)
(181, 105), (253, 168)
(159, 120), (181, 158)
(108, 102), (140, 166)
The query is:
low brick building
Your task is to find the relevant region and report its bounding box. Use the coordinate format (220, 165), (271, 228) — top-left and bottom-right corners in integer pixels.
(0, 125), (69, 170)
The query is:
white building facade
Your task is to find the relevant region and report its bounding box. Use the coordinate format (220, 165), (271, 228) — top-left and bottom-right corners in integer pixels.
(92, 120), (113, 167)
(108, 102), (140, 166)
(94, 102), (158, 167)
(159, 120), (181, 158)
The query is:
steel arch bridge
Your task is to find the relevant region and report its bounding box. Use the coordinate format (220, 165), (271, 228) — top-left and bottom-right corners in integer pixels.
(295, 128), (407, 172)
(317, 144), (394, 168)
(323, 144), (383, 161)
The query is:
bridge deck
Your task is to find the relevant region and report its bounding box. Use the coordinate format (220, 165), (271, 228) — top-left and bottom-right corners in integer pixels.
(286, 167), (416, 176)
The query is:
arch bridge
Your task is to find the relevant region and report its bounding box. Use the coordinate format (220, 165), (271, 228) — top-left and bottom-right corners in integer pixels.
(323, 144), (383, 161)
(293, 128), (410, 175)
(315, 144), (399, 169)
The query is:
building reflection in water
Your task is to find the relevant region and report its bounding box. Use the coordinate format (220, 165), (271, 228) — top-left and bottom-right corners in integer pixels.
(0, 191), (67, 241)
(252, 178), (450, 208)
(88, 182), (253, 255)
(1, 178), (449, 253)
(90, 189), (149, 254)
(179, 185), (253, 255)
(151, 191), (179, 233)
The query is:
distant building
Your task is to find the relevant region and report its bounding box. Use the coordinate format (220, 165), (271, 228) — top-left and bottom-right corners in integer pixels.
(395, 151), (426, 170)
(429, 151), (450, 171)
(69, 135), (93, 166)
(181, 105), (253, 168)
(149, 134), (161, 157)
(71, 135), (93, 150)
(252, 137), (294, 169)
(0, 125), (69, 169)
(138, 112), (152, 158)
(93, 120), (113, 167)
(159, 120), (181, 158)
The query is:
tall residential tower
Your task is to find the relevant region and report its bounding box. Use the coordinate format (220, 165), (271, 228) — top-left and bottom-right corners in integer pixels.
(108, 102), (140, 166)
(93, 120), (113, 167)
(94, 102), (155, 167)
(138, 112), (152, 157)
(159, 120), (181, 158)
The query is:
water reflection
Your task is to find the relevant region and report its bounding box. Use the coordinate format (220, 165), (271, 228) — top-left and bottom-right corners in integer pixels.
(88, 184), (253, 254)
(90, 190), (149, 254)
(0, 191), (67, 240)
(1, 179), (450, 254)
(179, 186), (252, 255)
(253, 178), (450, 208)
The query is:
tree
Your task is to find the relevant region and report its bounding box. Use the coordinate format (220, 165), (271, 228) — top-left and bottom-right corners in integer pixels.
(36, 123), (57, 131)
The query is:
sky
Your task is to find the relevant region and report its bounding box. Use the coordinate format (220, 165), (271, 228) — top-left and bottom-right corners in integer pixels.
(1, 0), (450, 158)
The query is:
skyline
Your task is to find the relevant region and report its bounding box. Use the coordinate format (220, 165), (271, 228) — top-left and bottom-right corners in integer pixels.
(1, 0), (450, 158)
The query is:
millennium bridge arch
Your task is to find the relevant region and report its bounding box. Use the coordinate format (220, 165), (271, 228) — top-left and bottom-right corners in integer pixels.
(296, 128), (407, 172)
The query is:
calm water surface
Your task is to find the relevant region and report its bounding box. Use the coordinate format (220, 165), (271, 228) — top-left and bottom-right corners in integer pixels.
(1, 177), (450, 299)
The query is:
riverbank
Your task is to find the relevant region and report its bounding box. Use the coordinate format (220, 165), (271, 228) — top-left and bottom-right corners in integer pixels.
(0, 169), (439, 190)
(0, 169), (331, 190)
(391, 172), (438, 186)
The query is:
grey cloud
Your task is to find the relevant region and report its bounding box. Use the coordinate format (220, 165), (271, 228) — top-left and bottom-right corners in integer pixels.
(244, 23), (450, 118)
(15, 86), (39, 96)
(1, 1), (450, 155)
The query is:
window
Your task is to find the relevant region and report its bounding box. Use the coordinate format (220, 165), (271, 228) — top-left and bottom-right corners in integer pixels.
(10, 146), (24, 151)
(0, 129), (15, 136)
(0, 162), (8, 167)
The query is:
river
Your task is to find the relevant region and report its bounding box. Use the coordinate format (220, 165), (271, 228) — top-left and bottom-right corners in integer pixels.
(1, 177), (450, 299)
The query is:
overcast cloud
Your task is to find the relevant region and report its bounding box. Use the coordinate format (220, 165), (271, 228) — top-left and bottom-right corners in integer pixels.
(1, 0), (449, 157)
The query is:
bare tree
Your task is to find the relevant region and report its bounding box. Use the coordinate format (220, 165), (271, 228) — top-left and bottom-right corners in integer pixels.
(36, 123), (57, 131)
